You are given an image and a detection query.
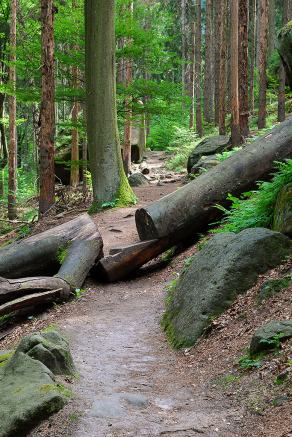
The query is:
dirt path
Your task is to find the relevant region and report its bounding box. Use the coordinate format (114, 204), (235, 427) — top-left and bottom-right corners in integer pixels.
(17, 152), (242, 436)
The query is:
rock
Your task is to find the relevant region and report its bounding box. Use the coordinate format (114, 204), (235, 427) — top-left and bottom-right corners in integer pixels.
(190, 154), (219, 175)
(0, 352), (68, 437)
(250, 320), (292, 357)
(0, 350), (13, 368)
(16, 330), (75, 376)
(128, 172), (149, 187)
(273, 182), (292, 236)
(187, 135), (230, 173)
(162, 228), (291, 348)
(257, 276), (291, 303)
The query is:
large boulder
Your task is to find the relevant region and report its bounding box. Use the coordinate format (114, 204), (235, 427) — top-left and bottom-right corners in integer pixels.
(187, 135), (230, 173)
(250, 320), (292, 357)
(0, 352), (68, 437)
(162, 228), (291, 348)
(190, 154), (219, 176)
(128, 172), (149, 187)
(273, 182), (292, 236)
(16, 330), (75, 376)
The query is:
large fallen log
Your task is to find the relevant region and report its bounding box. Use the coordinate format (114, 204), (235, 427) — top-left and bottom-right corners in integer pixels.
(0, 214), (103, 289)
(136, 118), (292, 240)
(94, 238), (174, 282)
(0, 214), (103, 316)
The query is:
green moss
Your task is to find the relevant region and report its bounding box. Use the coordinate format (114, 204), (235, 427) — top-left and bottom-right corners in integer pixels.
(56, 245), (69, 265)
(257, 276), (291, 303)
(40, 383), (73, 399)
(0, 351), (14, 367)
(42, 323), (59, 333)
(115, 169), (137, 207)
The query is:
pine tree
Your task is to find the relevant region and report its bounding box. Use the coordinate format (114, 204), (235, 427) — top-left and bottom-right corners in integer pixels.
(218, 0), (227, 135)
(195, 0), (203, 136)
(258, 0), (268, 130)
(203, 0), (213, 123)
(230, 0), (241, 145)
(238, 0), (249, 138)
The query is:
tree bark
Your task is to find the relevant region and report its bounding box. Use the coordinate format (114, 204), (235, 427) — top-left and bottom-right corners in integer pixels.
(85, 0), (134, 205)
(249, 0), (256, 114)
(189, 19), (195, 129)
(239, 0), (249, 138)
(218, 0), (227, 135)
(214, 0), (220, 125)
(230, 0), (241, 145)
(135, 118), (292, 241)
(268, 0), (276, 57)
(39, 0), (55, 215)
(0, 214), (103, 289)
(258, 0), (268, 129)
(195, 0), (203, 136)
(0, 93), (7, 197)
(8, 0), (17, 220)
(203, 0), (213, 123)
(278, 0), (290, 122)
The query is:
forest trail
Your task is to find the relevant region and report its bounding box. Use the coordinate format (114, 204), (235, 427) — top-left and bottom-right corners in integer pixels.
(30, 152), (242, 437)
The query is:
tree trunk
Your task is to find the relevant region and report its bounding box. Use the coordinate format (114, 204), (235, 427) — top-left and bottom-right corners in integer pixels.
(0, 94), (7, 197)
(249, 0), (256, 114)
(258, 0), (268, 129)
(70, 0), (80, 188)
(204, 0), (213, 123)
(8, 0), (17, 220)
(239, 0), (249, 138)
(230, 0), (241, 145)
(218, 0), (227, 135)
(189, 20), (195, 129)
(181, 0), (188, 96)
(85, 0), (134, 205)
(39, 0), (55, 215)
(278, 0), (290, 122)
(0, 214), (103, 289)
(195, 0), (203, 136)
(135, 118), (292, 241)
(214, 0), (220, 125)
(268, 0), (275, 57)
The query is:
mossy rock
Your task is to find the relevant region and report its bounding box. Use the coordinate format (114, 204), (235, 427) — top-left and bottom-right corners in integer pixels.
(250, 320), (292, 357)
(278, 22), (292, 90)
(0, 352), (69, 437)
(16, 330), (75, 376)
(273, 182), (292, 236)
(257, 276), (291, 303)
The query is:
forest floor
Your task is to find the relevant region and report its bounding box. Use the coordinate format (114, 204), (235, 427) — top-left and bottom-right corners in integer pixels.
(1, 151), (291, 437)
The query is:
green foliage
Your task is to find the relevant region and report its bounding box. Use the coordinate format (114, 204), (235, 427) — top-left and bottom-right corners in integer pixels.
(56, 246), (69, 265)
(259, 332), (286, 350)
(214, 160), (292, 233)
(74, 288), (86, 299)
(238, 354), (263, 370)
(216, 147), (242, 162)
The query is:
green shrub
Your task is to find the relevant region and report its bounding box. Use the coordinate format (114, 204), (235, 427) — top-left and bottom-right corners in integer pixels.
(214, 160), (292, 233)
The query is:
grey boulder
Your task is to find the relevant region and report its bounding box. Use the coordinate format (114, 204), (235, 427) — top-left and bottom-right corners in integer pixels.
(0, 352), (68, 437)
(187, 135), (230, 173)
(162, 228), (291, 348)
(128, 172), (149, 187)
(16, 330), (75, 376)
(190, 154), (219, 175)
(250, 320), (292, 356)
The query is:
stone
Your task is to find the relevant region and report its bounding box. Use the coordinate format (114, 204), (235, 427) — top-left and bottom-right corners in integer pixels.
(0, 352), (68, 437)
(250, 320), (292, 357)
(257, 276), (291, 303)
(273, 182), (292, 236)
(187, 135), (230, 173)
(162, 228), (291, 348)
(190, 154), (219, 175)
(278, 21), (292, 89)
(16, 330), (75, 376)
(128, 172), (149, 187)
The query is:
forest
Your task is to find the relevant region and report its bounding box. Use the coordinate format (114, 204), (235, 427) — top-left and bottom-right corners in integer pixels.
(0, 1), (291, 436)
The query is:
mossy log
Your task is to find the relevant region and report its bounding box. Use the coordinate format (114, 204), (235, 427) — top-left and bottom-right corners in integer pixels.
(0, 215), (103, 316)
(136, 119), (292, 240)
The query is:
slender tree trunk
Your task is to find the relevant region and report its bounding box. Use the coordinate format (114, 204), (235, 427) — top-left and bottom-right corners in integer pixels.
(123, 1), (133, 176)
(0, 94), (7, 197)
(204, 0), (213, 123)
(39, 0), (55, 215)
(195, 0), (203, 136)
(85, 0), (134, 205)
(181, 0), (187, 96)
(70, 0), (79, 188)
(239, 0), (249, 138)
(189, 20), (195, 129)
(218, 0), (227, 135)
(214, 0), (220, 125)
(8, 0), (17, 220)
(249, 0), (256, 114)
(258, 0), (268, 130)
(268, 0), (275, 57)
(230, 0), (241, 145)
(278, 0), (290, 122)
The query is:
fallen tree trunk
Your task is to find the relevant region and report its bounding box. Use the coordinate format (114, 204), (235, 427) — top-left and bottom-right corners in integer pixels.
(0, 276), (71, 305)
(0, 214), (103, 289)
(94, 238), (174, 282)
(136, 118), (292, 240)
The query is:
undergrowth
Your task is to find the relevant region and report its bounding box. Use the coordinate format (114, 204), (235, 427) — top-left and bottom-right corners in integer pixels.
(214, 159), (292, 233)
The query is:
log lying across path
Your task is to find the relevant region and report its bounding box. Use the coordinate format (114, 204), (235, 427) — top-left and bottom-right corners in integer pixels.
(136, 118), (292, 240)
(95, 238), (174, 282)
(0, 214), (103, 316)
